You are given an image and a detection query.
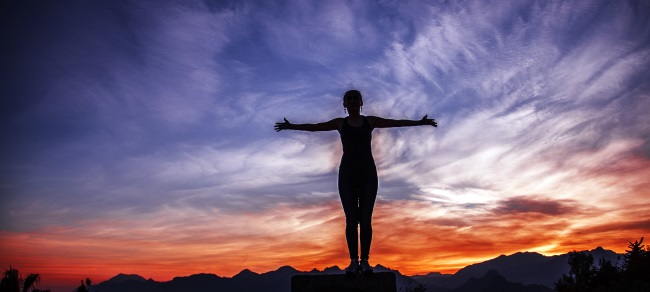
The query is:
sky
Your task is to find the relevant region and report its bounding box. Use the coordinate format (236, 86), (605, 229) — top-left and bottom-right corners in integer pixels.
(1, 0), (650, 290)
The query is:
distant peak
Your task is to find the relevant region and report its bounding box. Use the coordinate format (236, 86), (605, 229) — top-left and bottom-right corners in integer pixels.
(512, 251), (542, 256)
(106, 274), (146, 284)
(276, 265), (298, 272)
(483, 269), (501, 278)
(374, 264), (389, 269)
(323, 265), (342, 273)
(373, 264), (400, 274)
(235, 268), (258, 277)
(270, 265), (299, 275)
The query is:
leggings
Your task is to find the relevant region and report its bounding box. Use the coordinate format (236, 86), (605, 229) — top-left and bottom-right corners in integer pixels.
(338, 164), (378, 260)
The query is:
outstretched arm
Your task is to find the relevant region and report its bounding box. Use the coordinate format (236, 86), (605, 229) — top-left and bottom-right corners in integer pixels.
(368, 115), (437, 128)
(275, 118), (342, 132)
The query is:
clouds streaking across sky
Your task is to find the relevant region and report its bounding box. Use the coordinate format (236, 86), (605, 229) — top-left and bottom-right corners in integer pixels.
(2, 0), (649, 290)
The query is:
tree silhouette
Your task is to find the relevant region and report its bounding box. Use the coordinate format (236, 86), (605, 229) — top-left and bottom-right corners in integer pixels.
(555, 237), (650, 291)
(623, 237), (650, 286)
(74, 278), (91, 292)
(554, 251), (595, 291)
(0, 267), (50, 292)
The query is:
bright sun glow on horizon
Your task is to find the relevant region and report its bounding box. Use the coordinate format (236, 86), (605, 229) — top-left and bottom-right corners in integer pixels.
(1, 0), (649, 291)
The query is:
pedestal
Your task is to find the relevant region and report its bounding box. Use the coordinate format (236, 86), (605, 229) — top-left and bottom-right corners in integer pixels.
(291, 272), (396, 292)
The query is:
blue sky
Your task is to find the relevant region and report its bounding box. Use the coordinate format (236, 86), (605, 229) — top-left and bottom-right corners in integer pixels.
(1, 0), (650, 288)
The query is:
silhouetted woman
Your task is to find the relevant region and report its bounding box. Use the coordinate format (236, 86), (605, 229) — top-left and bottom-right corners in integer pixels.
(275, 89), (437, 274)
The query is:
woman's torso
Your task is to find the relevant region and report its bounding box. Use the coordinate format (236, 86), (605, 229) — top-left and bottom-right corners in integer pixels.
(338, 116), (375, 169)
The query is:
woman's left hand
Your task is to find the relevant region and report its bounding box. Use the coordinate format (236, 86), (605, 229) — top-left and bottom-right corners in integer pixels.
(421, 115), (437, 127)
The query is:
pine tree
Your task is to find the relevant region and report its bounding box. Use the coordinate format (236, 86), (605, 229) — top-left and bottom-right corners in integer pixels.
(555, 237), (650, 291)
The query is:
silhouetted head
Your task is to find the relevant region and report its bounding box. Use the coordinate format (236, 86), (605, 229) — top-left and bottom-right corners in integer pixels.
(343, 90), (363, 111)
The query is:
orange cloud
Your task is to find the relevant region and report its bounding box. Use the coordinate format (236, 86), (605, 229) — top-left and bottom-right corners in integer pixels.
(2, 185), (649, 290)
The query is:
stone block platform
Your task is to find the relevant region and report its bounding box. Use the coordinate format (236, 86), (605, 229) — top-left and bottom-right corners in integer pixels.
(291, 272), (396, 292)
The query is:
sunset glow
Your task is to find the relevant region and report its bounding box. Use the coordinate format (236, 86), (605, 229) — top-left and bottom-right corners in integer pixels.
(2, 0), (649, 291)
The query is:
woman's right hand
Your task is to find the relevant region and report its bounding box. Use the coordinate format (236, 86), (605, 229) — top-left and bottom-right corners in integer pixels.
(420, 115), (437, 127)
(274, 118), (291, 132)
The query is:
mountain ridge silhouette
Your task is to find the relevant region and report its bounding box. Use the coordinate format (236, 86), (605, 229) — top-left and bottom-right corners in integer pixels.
(90, 246), (622, 292)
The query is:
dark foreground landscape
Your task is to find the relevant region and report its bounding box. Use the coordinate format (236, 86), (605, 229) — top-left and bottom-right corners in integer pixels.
(87, 246), (623, 292)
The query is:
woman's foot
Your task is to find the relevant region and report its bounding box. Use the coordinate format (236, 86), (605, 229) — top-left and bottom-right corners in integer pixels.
(359, 259), (373, 274)
(344, 259), (359, 274)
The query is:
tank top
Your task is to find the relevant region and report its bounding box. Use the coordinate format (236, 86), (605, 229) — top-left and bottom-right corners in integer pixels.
(338, 116), (375, 168)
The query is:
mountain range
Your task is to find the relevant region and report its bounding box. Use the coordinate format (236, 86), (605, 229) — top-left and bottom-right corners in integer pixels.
(90, 247), (621, 292)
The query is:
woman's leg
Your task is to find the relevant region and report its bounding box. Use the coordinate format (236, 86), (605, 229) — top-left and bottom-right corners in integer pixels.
(358, 169), (378, 260)
(338, 171), (359, 260)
